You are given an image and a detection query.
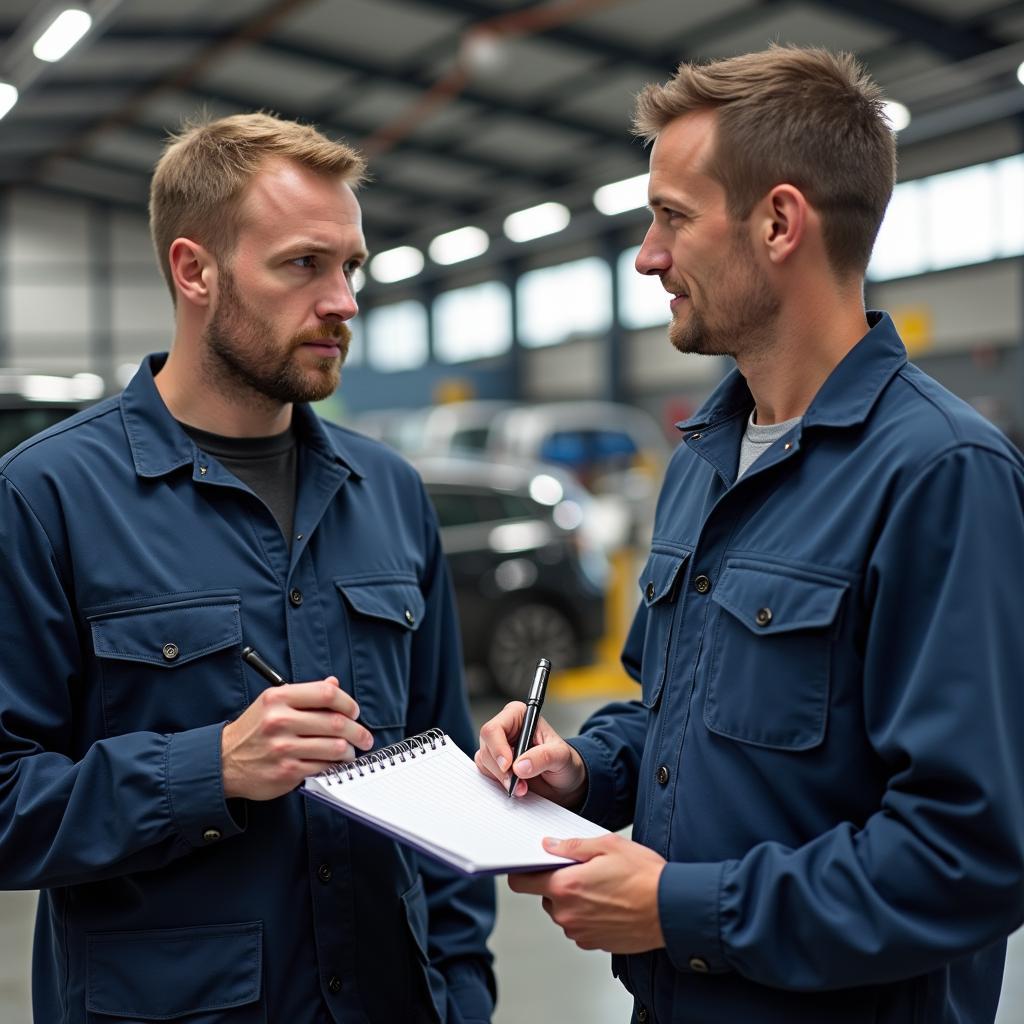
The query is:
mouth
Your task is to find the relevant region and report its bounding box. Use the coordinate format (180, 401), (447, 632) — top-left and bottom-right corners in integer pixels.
(301, 341), (342, 357)
(668, 291), (690, 311)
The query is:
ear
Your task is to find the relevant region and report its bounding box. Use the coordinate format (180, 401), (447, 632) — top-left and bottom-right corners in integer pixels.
(758, 184), (807, 266)
(168, 237), (217, 309)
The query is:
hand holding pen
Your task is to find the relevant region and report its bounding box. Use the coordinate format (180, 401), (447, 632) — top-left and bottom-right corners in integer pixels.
(220, 646), (374, 802)
(475, 659), (589, 809)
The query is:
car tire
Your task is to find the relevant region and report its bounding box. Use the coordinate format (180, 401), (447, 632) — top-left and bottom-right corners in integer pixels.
(486, 601), (579, 699)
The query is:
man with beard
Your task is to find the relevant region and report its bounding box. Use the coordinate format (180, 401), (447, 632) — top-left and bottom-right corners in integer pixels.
(0, 113), (495, 1024)
(476, 46), (1024, 1023)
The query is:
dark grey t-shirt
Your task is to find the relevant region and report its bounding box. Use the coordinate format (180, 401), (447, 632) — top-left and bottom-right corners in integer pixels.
(181, 422), (298, 547)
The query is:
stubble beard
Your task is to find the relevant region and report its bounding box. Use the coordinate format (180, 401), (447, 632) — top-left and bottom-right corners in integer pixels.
(203, 270), (351, 408)
(668, 234), (781, 361)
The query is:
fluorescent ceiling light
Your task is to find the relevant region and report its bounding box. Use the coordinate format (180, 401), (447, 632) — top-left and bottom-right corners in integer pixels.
(0, 82), (18, 120)
(1017, 60), (1024, 87)
(883, 100), (911, 132)
(369, 246), (424, 284)
(33, 8), (92, 62)
(503, 202), (570, 243)
(428, 225), (489, 265)
(593, 173), (649, 215)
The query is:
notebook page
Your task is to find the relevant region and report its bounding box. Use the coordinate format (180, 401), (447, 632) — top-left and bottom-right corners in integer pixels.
(305, 734), (608, 872)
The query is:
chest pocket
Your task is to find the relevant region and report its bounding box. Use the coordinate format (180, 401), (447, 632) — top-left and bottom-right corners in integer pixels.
(334, 576), (425, 736)
(703, 564), (847, 750)
(636, 550), (691, 709)
(89, 592), (246, 738)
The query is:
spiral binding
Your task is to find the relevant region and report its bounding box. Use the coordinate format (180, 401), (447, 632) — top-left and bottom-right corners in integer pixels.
(320, 727), (446, 785)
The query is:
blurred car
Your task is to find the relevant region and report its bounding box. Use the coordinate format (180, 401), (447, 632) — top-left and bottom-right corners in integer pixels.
(0, 371), (105, 455)
(416, 456), (608, 698)
(484, 400), (672, 544)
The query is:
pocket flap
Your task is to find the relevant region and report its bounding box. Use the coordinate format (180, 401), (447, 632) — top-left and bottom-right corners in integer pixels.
(86, 921), (262, 1019)
(335, 577), (425, 631)
(712, 566), (847, 635)
(89, 596), (241, 667)
(637, 551), (690, 608)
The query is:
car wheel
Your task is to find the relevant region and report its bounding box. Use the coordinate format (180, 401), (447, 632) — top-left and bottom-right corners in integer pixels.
(486, 601), (578, 699)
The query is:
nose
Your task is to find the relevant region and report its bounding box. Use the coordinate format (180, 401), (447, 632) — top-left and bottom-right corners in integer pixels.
(635, 225), (671, 277)
(315, 268), (359, 322)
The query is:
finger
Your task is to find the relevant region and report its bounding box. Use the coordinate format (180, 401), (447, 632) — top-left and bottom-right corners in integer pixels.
(507, 870), (554, 896)
(478, 702), (525, 773)
(474, 748), (511, 789)
(287, 709), (374, 752)
(278, 678), (361, 719)
(511, 737), (573, 780)
(542, 836), (606, 862)
(276, 735), (361, 764)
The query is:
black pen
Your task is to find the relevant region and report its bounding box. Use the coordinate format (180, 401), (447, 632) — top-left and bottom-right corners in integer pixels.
(508, 657), (551, 798)
(242, 645), (289, 686)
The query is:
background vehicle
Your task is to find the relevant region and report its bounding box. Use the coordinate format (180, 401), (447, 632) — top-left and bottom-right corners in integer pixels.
(416, 455), (608, 698)
(0, 372), (105, 455)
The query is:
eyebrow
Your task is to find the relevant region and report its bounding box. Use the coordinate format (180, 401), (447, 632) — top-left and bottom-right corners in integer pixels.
(278, 241), (370, 264)
(647, 194), (694, 215)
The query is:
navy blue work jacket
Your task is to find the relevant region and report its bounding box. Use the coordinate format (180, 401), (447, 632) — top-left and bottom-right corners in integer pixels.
(571, 313), (1024, 1023)
(0, 355), (495, 1023)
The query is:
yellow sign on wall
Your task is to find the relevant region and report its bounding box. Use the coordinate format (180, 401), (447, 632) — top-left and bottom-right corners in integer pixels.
(890, 306), (934, 357)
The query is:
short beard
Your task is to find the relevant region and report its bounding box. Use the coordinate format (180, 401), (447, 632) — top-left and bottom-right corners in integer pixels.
(669, 231), (780, 360)
(203, 269), (350, 407)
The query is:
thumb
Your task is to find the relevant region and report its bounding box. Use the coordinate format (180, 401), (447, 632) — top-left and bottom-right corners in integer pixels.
(542, 835), (604, 862)
(513, 738), (572, 779)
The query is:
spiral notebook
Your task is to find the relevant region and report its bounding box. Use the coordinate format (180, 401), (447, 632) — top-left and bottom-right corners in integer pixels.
(302, 728), (609, 876)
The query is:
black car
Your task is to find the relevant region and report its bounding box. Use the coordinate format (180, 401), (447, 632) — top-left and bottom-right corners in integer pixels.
(0, 371), (105, 455)
(416, 456), (608, 698)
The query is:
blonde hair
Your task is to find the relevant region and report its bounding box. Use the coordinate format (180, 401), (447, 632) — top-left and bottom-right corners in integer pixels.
(634, 45), (896, 278)
(149, 112), (367, 300)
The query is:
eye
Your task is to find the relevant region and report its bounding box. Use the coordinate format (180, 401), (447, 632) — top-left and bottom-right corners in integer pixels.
(290, 255), (316, 269)
(344, 259), (362, 276)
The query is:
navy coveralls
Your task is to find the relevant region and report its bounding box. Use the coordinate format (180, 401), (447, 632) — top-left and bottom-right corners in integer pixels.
(572, 313), (1024, 1022)
(0, 355), (495, 1023)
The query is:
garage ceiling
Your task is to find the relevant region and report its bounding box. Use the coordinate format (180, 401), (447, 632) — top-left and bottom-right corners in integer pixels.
(1, 0), (1023, 284)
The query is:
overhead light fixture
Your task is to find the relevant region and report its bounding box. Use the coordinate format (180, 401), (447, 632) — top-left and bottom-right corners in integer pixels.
(369, 246), (424, 284)
(33, 8), (92, 63)
(0, 82), (18, 121)
(593, 173), (649, 215)
(428, 225), (489, 265)
(883, 100), (911, 132)
(1017, 60), (1024, 87)
(503, 202), (570, 243)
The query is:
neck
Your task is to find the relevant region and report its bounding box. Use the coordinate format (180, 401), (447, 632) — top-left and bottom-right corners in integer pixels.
(155, 335), (293, 438)
(738, 289), (869, 425)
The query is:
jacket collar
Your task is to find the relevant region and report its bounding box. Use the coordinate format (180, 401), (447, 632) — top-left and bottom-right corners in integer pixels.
(120, 353), (365, 479)
(676, 311), (908, 433)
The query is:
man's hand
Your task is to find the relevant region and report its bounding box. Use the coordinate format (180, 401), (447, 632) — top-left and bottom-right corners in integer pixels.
(221, 677), (373, 800)
(509, 834), (667, 953)
(475, 700), (587, 807)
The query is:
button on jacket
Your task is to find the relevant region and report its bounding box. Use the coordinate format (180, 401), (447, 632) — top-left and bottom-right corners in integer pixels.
(571, 313), (1024, 1023)
(0, 355), (496, 1023)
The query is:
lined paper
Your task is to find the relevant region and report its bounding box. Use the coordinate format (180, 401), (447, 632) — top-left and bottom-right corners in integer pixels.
(303, 734), (608, 874)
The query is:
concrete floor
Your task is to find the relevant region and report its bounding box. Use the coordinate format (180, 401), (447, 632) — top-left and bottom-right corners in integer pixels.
(1, 693), (1022, 1022)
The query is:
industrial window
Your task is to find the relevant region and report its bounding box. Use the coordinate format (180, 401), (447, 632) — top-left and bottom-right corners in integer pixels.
(433, 281), (512, 363)
(365, 300), (428, 372)
(618, 246), (671, 329)
(517, 256), (612, 348)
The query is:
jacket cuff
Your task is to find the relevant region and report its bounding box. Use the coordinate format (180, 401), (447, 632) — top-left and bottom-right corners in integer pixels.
(567, 734), (616, 826)
(165, 722), (245, 849)
(658, 860), (728, 975)
(443, 958), (496, 1023)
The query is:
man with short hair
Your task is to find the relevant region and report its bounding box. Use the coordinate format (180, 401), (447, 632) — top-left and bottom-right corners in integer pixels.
(0, 112), (495, 1023)
(477, 46), (1024, 1022)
